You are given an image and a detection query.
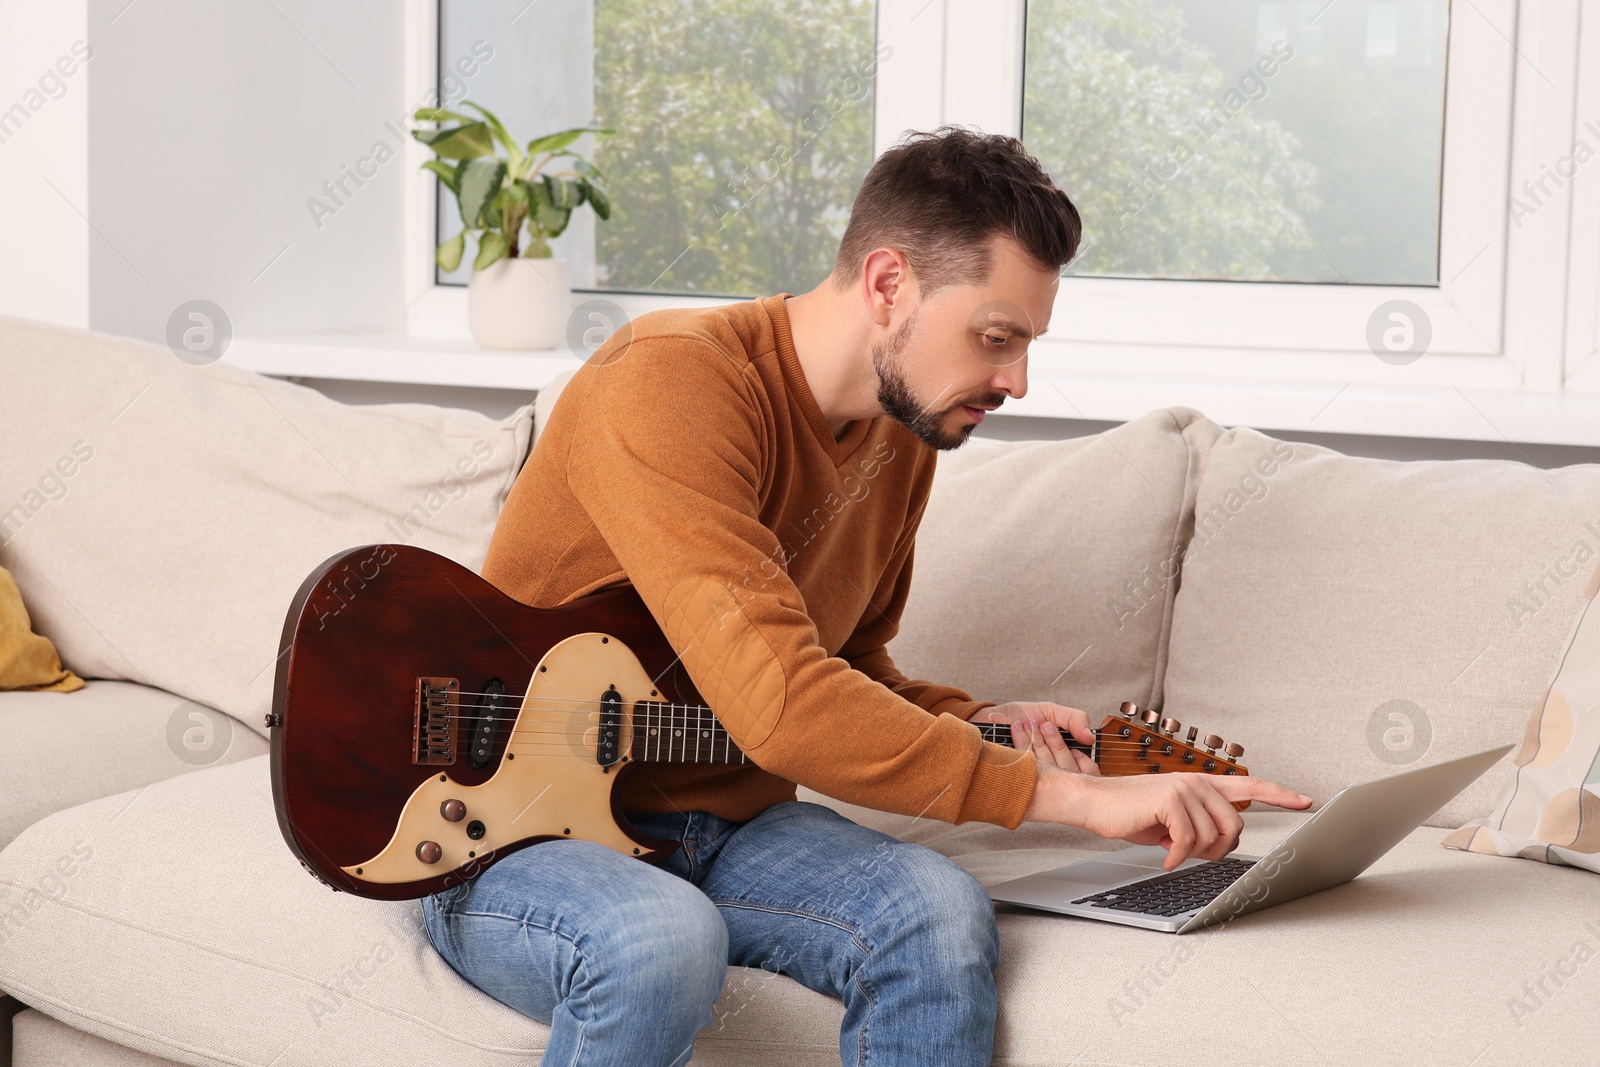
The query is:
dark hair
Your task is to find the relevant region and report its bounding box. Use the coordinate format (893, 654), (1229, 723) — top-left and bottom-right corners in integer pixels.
(831, 125), (1081, 297)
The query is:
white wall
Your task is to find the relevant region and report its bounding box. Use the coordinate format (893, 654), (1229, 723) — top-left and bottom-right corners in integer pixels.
(85, 0), (409, 341)
(0, 3), (90, 328)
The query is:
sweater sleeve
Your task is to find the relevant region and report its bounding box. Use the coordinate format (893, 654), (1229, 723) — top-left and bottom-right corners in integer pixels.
(562, 339), (1036, 827)
(835, 470), (1000, 722)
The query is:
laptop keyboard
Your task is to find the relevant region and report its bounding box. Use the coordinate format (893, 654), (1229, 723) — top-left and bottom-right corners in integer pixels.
(1071, 857), (1258, 917)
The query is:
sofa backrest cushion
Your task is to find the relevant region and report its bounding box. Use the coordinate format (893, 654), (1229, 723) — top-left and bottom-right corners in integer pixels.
(890, 407), (1224, 719)
(1160, 427), (1600, 827)
(0, 316), (535, 739)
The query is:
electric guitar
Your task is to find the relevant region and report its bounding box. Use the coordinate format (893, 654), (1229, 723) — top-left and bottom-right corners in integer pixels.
(267, 544), (1251, 901)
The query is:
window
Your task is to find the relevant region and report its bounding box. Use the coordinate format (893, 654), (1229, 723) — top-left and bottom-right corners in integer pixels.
(435, 0), (881, 297)
(407, 0), (1600, 443)
(1021, 0), (1449, 285)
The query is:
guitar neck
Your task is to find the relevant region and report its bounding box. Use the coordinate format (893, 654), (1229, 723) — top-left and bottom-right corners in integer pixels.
(630, 700), (750, 765)
(626, 706), (1097, 767)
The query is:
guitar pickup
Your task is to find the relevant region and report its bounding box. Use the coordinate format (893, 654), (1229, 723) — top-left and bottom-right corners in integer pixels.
(466, 677), (511, 770)
(597, 686), (622, 769)
(413, 677), (459, 765)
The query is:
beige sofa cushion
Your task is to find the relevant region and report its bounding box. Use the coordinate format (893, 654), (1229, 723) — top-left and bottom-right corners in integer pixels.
(0, 757), (842, 1067)
(0, 753), (1591, 1067)
(1161, 427), (1600, 827)
(0, 315), (535, 740)
(13, 1008), (184, 1067)
(0, 681), (266, 851)
(891, 407), (1224, 717)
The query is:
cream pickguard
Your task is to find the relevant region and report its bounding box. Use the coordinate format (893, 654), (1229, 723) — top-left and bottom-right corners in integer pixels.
(343, 633), (659, 884)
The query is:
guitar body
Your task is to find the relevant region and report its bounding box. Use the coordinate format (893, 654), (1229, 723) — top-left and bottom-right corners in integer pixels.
(269, 544), (706, 900)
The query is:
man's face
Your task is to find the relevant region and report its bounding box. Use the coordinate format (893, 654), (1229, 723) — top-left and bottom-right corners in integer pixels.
(872, 236), (1059, 451)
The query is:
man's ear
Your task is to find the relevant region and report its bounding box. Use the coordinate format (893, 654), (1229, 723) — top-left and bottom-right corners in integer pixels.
(860, 247), (913, 328)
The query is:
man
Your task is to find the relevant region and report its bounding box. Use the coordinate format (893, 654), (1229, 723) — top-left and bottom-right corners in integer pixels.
(421, 125), (1311, 1066)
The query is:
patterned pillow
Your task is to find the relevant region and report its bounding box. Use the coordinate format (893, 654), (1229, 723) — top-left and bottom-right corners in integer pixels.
(1444, 559), (1600, 871)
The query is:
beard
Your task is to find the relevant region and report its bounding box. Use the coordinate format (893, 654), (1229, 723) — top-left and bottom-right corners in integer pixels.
(871, 307), (979, 452)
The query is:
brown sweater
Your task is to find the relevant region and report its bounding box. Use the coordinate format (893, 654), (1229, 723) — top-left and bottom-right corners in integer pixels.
(481, 293), (1038, 827)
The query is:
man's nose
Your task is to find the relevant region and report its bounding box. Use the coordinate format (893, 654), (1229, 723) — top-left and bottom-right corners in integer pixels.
(992, 352), (1027, 401)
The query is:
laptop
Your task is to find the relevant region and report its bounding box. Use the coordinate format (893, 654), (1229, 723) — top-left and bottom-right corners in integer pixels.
(986, 743), (1513, 933)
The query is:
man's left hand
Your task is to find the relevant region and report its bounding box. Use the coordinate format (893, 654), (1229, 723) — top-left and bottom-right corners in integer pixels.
(972, 701), (1100, 774)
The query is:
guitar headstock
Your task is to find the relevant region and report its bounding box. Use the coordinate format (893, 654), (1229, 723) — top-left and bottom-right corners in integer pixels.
(974, 701), (1252, 811)
(1098, 702), (1250, 811)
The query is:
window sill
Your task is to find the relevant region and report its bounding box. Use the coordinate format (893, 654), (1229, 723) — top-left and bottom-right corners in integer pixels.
(1013, 367), (1600, 449)
(223, 332), (577, 391)
(223, 329), (1600, 448)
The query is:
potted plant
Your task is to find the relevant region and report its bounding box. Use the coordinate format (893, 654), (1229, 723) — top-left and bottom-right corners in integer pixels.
(412, 101), (612, 350)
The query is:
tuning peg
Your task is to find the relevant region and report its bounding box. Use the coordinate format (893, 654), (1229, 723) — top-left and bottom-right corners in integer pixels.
(1185, 726), (1198, 744)
(1160, 717), (1181, 737)
(1203, 734), (1223, 754)
(1140, 708), (1160, 726)
(1224, 741), (1245, 762)
(1120, 701), (1138, 718)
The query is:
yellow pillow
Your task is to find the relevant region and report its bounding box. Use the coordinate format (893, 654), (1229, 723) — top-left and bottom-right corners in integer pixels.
(0, 563), (84, 692)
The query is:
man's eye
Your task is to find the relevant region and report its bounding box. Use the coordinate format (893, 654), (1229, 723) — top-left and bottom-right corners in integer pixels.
(983, 332), (1008, 346)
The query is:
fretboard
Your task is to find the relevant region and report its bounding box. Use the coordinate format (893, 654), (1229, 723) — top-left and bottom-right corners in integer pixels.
(625, 709), (1092, 766)
(973, 719), (1096, 758)
(630, 700), (749, 765)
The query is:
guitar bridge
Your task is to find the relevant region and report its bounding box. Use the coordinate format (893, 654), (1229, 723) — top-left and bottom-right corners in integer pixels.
(414, 677), (459, 765)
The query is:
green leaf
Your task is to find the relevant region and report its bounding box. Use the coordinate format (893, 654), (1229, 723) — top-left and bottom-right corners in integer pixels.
(583, 179), (611, 221)
(547, 174), (581, 210)
(461, 100), (522, 171)
(413, 121), (495, 159)
(457, 157), (507, 231)
(531, 177), (571, 235)
(574, 158), (608, 182)
(421, 160), (461, 196)
(412, 107), (475, 124)
(525, 126), (613, 158)
(504, 178), (531, 210)
(436, 231), (466, 273)
(473, 230), (510, 271)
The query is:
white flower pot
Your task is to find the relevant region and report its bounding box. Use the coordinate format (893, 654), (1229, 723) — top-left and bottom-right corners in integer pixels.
(467, 256), (570, 350)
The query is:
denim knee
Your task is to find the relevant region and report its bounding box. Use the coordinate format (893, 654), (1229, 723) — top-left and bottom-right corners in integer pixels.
(874, 850), (1001, 972)
(597, 880), (730, 1003)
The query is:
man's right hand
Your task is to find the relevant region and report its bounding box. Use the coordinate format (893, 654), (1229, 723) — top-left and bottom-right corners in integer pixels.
(1023, 762), (1314, 871)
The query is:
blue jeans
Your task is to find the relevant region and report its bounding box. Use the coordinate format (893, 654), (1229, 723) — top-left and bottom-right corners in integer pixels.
(420, 799), (1001, 1066)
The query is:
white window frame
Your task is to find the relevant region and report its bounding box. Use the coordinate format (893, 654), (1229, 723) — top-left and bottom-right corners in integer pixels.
(1564, 0), (1600, 395)
(398, 0), (1600, 444)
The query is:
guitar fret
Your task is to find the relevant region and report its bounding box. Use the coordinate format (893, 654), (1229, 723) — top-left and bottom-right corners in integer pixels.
(630, 698), (752, 765)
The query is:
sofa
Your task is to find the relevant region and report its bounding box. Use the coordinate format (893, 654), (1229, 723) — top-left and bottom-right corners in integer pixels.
(2, 311), (1597, 1067)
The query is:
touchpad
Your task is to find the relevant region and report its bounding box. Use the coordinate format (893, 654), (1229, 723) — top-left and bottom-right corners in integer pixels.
(994, 857), (1170, 903)
(1044, 857), (1168, 890)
